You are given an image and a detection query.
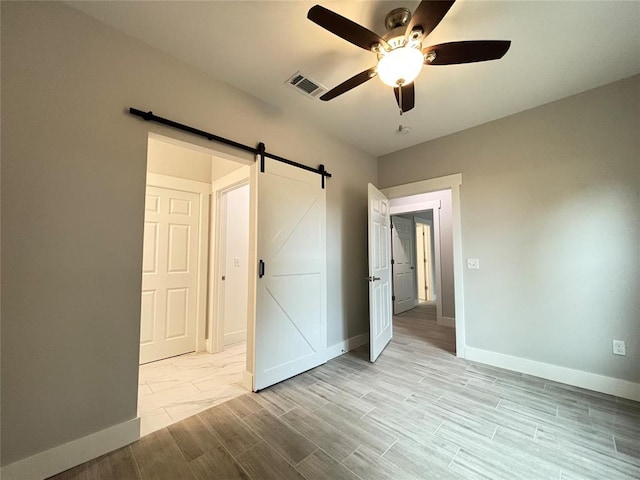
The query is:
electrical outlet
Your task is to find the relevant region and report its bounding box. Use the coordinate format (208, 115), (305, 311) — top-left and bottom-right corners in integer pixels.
(234, 257), (240, 267)
(467, 258), (480, 270)
(612, 340), (626, 356)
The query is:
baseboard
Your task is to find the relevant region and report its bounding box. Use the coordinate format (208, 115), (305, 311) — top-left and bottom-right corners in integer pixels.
(224, 330), (247, 346)
(242, 371), (254, 392)
(326, 333), (369, 361)
(465, 346), (640, 402)
(1, 417), (140, 480)
(438, 316), (455, 328)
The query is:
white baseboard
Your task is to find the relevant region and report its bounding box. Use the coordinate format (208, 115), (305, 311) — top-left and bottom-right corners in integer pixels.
(1, 417), (140, 480)
(243, 371), (254, 392)
(326, 333), (369, 361)
(224, 330), (247, 346)
(438, 316), (455, 328)
(465, 346), (640, 402)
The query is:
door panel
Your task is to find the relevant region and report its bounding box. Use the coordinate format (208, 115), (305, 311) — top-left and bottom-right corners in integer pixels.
(254, 161), (327, 390)
(140, 186), (200, 364)
(368, 184), (392, 362)
(392, 216), (416, 314)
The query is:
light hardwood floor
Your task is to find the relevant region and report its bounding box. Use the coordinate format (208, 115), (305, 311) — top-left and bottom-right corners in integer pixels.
(50, 307), (640, 479)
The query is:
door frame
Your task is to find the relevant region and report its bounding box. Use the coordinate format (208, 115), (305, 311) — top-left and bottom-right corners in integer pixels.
(208, 166), (250, 354)
(382, 173), (466, 357)
(144, 172), (211, 355)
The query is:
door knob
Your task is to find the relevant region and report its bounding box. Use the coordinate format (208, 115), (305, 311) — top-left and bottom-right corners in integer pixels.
(366, 276), (381, 282)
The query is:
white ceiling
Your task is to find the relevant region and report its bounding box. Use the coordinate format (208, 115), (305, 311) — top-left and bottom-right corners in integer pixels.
(69, 1), (640, 157)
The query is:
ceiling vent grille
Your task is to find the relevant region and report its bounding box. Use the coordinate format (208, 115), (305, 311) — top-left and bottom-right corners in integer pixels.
(286, 72), (326, 99)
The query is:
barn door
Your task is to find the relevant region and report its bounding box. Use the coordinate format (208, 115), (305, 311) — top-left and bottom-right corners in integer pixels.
(254, 161), (327, 390)
(368, 184), (393, 362)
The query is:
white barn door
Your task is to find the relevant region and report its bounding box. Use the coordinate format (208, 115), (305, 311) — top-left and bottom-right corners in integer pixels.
(254, 161), (327, 390)
(140, 186), (199, 364)
(368, 184), (392, 362)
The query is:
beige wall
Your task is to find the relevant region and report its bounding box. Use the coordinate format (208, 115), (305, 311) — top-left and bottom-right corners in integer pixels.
(379, 75), (640, 383)
(147, 137), (212, 183)
(0, 2), (376, 466)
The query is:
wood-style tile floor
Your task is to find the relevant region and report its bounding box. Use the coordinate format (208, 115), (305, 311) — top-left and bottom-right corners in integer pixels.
(50, 306), (640, 479)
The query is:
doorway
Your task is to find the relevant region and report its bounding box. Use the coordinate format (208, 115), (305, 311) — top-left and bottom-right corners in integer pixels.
(382, 174), (465, 356)
(138, 134), (251, 436)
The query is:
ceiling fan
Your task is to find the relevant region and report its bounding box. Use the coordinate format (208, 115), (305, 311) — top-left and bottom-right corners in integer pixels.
(307, 1), (511, 113)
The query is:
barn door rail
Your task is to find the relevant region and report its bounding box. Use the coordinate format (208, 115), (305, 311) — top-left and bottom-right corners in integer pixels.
(129, 108), (332, 188)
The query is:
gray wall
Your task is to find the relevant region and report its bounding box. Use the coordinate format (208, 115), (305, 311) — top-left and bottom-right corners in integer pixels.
(0, 2), (376, 465)
(379, 75), (640, 383)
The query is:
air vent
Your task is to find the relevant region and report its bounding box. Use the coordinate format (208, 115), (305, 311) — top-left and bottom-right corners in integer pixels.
(285, 72), (326, 99)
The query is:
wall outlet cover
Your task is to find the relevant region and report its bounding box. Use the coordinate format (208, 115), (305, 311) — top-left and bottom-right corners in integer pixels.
(467, 258), (480, 270)
(612, 340), (626, 356)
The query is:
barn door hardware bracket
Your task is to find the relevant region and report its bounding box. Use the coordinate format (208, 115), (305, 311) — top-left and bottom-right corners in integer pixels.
(128, 108), (332, 188)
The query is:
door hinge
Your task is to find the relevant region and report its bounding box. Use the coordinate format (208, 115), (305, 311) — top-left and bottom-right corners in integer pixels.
(392, 295), (396, 301)
(258, 259), (265, 278)
(391, 259), (395, 265)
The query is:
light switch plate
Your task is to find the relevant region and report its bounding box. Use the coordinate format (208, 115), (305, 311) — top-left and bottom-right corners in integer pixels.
(467, 258), (480, 270)
(234, 257), (240, 267)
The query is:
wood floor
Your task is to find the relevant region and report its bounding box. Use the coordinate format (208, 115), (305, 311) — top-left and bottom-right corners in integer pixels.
(50, 307), (640, 479)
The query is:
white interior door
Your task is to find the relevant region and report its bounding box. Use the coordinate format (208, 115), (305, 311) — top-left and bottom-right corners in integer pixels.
(140, 186), (199, 364)
(392, 216), (416, 314)
(368, 184), (392, 362)
(254, 161), (327, 390)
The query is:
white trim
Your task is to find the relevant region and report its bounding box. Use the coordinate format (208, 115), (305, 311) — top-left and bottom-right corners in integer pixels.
(390, 199), (441, 216)
(325, 333), (370, 361)
(439, 316), (455, 328)
(465, 347), (640, 402)
(0, 418), (140, 480)
(145, 173), (211, 354)
(208, 166), (251, 353)
(242, 371), (254, 392)
(224, 330), (247, 346)
(382, 174), (466, 357)
(383, 174), (462, 197)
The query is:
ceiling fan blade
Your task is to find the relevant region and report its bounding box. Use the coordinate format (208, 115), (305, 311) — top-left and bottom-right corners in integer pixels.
(424, 41), (511, 65)
(393, 83), (415, 113)
(404, 0), (455, 42)
(320, 67), (377, 101)
(308, 5), (389, 52)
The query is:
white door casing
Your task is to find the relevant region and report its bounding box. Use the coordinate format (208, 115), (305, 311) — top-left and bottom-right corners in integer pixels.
(140, 185), (200, 364)
(381, 174), (466, 357)
(209, 166), (251, 354)
(253, 160), (327, 390)
(392, 216), (416, 314)
(368, 184), (393, 362)
(222, 184), (250, 346)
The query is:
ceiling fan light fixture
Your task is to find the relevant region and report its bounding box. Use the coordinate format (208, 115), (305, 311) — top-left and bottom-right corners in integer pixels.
(377, 46), (424, 87)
